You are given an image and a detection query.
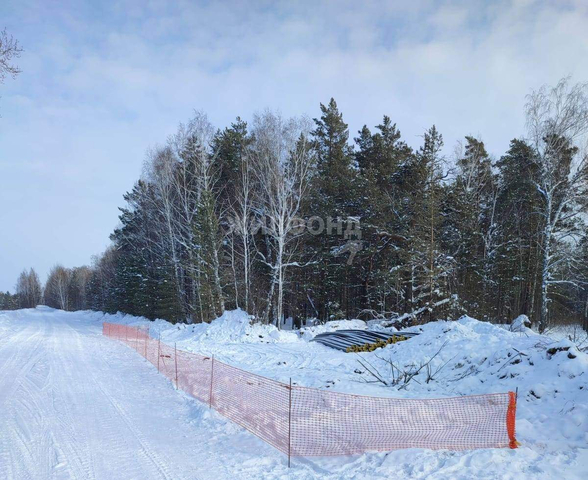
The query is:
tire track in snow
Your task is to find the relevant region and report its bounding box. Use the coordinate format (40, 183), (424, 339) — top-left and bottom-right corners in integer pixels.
(62, 319), (159, 480)
(0, 318), (56, 480)
(0, 310), (239, 480)
(83, 344), (180, 480)
(41, 320), (98, 480)
(61, 316), (186, 480)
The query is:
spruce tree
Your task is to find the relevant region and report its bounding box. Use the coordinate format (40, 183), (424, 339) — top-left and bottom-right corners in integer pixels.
(110, 181), (162, 319)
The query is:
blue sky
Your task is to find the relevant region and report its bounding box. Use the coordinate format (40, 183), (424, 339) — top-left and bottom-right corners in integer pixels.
(1, 0), (587, 292)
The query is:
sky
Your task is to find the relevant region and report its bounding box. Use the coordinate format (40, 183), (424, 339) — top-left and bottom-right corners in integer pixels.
(1, 0), (587, 292)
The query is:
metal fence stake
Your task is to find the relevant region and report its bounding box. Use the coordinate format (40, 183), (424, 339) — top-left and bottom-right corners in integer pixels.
(288, 378), (292, 468)
(157, 333), (161, 373)
(174, 343), (179, 389)
(209, 355), (215, 409)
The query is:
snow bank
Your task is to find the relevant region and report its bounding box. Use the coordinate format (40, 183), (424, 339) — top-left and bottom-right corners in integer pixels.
(360, 316), (588, 450)
(167, 309), (299, 344)
(86, 307), (588, 478)
(90, 308), (299, 345)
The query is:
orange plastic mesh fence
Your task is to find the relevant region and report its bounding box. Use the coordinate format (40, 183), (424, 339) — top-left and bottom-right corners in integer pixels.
(102, 322), (517, 457)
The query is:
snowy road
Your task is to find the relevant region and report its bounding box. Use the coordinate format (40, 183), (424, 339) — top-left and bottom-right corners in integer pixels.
(0, 308), (288, 480)
(0, 308), (201, 479)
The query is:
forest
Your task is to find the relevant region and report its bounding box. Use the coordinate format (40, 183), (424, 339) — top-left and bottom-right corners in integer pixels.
(5, 78), (588, 332)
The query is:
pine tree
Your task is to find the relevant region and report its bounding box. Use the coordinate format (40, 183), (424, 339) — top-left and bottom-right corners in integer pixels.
(406, 126), (455, 321)
(27, 81), (588, 331)
(306, 99), (359, 320)
(213, 117), (250, 204)
(86, 248), (119, 313)
(493, 139), (542, 322)
(444, 136), (497, 319)
(0, 291), (18, 310)
(354, 116), (415, 319)
(68, 266), (92, 311)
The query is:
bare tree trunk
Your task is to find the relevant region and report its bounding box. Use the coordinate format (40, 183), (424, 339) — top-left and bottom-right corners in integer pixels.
(539, 214), (552, 333)
(229, 233), (239, 309)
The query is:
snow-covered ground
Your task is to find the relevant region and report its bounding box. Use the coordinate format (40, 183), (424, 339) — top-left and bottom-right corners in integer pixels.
(0, 307), (587, 479)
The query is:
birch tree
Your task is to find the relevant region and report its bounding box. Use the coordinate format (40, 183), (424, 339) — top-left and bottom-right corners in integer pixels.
(169, 113), (217, 319)
(16, 268), (42, 308)
(192, 144), (225, 322)
(525, 78), (588, 332)
(250, 112), (313, 326)
(230, 148), (255, 312)
(44, 265), (71, 310)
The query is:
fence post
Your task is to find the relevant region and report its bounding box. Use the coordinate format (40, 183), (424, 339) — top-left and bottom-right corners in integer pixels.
(135, 327), (139, 352)
(209, 355), (215, 409)
(144, 330), (148, 358)
(508, 390), (518, 449)
(157, 333), (161, 373)
(288, 378), (292, 468)
(174, 343), (178, 389)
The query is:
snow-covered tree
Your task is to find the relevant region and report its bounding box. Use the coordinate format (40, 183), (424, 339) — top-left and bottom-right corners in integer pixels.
(250, 111), (313, 326)
(16, 268), (42, 309)
(525, 78), (588, 331)
(44, 265), (71, 310)
(28, 80), (588, 330)
(444, 136), (497, 318)
(406, 126), (455, 320)
(192, 152), (225, 322)
(68, 266), (92, 311)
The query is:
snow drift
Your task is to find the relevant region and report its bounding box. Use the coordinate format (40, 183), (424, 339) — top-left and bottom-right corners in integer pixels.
(82, 309), (587, 478)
